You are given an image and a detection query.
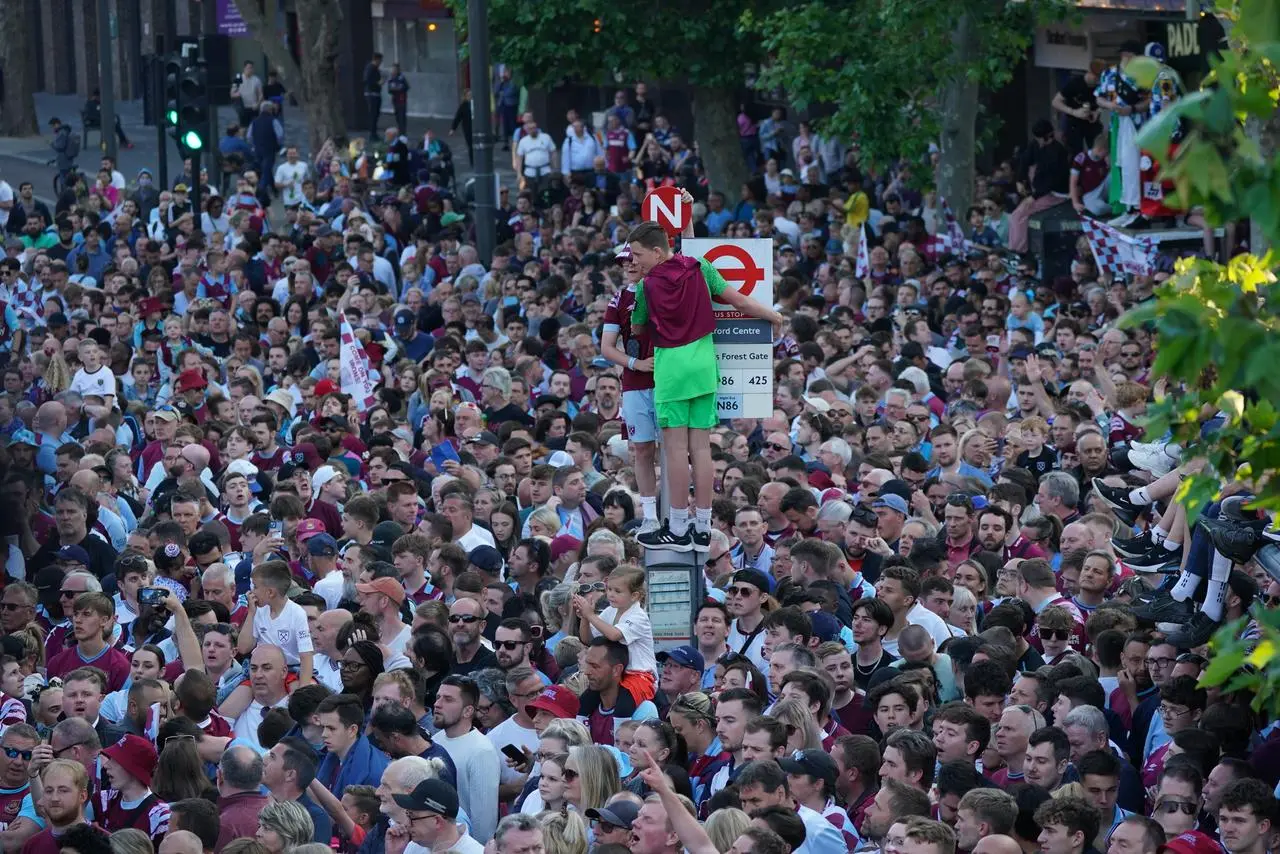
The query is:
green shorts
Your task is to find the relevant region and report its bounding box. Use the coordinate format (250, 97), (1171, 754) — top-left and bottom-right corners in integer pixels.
(656, 392), (719, 430)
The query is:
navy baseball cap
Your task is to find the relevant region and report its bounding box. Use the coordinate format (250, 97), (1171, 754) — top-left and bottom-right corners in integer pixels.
(656, 645), (705, 672)
(306, 533), (339, 558)
(809, 612), (843, 644)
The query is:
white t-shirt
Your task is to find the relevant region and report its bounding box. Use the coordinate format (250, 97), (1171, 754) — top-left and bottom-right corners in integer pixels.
(0, 181), (13, 229)
(516, 133), (556, 175)
(727, 618), (768, 673)
(386, 624), (412, 657)
(595, 602), (656, 676)
(71, 365), (116, 402)
(232, 696), (288, 750)
(251, 599), (314, 666)
(314, 652), (343, 692)
(406, 831), (484, 854)
(314, 571), (344, 610)
(485, 716), (538, 784)
(274, 161), (310, 207)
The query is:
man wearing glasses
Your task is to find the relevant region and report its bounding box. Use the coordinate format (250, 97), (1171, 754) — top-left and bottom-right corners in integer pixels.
(393, 778), (483, 854)
(0, 724), (38, 831)
(725, 570), (771, 673)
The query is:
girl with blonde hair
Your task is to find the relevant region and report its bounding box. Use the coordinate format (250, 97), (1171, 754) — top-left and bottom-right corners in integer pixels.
(538, 808), (588, 854)
(563, 745), (620, 814)
(767, 696), (823, 753)
(705, 807), (752, 853)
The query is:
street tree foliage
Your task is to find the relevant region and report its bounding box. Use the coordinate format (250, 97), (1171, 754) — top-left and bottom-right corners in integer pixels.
(449, 0), (796, 196)
(748, 0), (1065, 214)
(235, 0), (347, 151)
(1121, 0), (1280, 713)
(0, 1), (41, 136)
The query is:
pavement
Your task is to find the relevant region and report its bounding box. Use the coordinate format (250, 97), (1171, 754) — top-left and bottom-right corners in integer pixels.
(0, 92), (515, 208)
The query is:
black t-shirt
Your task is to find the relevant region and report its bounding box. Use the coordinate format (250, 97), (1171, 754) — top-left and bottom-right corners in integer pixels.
(1016, 446), (1058, 479)
(450, 646), (498, 677)
(483, 403), (533, 429)
(1058, 74), (1094, 111)
(853, 648), (898, 692)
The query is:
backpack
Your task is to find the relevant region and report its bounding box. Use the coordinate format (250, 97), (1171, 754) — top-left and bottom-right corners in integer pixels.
(64, 130), (81, 161)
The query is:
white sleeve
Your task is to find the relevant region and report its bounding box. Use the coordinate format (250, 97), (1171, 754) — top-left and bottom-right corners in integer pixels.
(292, 604), (314, 653)
(615, 607), (651, 647)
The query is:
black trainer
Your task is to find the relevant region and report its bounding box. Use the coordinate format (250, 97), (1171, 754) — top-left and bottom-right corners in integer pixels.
(1166, 610), (1221, 648)
(689, 529), (711, 552)
(1093, 479), (1143, 526)
(638, 522), (693, 552)
(1124, 542), (1182, 572)
(1197, 515), (1267, 565)
(1130, 591), (1195, 624)
(1112, 530), (1154, 558)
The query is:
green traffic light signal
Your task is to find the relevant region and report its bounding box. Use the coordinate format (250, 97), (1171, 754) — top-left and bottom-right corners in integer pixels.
(166, 108), (178, 126)
(182, 130), (204, 150)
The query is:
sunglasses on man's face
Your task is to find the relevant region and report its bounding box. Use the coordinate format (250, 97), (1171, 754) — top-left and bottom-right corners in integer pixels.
(496, 640), (527, 651)
(449, 614), (480, 624)
(1156, 801), (1198, 816)
(764, 442), (789, 452)
(1040, 628), (1071, 641)
(2, 747), (33, 760)
(576, 582), (605, 595)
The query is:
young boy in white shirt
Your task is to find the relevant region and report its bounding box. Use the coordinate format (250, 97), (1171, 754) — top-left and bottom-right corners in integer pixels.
(238, 559), (314, 685)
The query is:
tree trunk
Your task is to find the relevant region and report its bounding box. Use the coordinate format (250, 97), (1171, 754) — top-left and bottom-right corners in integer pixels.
(936, 13), (979, 222)
(234, 0), (346, 153)
(295, 0), (346, 151)
(0, 1), (40, 136)
(692, 85), (749, 201)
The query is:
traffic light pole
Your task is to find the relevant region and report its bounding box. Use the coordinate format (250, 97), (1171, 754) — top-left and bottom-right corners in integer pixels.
(155, 57), (169, 186)
(97, 0), (118, 161)
(190, 150), (201, 221)
(468, 0), (496, 266)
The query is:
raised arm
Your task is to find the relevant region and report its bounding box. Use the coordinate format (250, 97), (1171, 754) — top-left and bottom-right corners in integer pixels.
(638, 751), (719, 854)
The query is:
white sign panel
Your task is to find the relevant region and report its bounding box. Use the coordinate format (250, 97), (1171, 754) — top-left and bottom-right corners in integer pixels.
(1035, 25), (1092, 70)
(682, 239), (775, 419)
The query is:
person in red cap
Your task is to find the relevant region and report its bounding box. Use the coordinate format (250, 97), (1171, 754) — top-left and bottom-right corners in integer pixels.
(523, 684), (581, 731)
(174, 369), (210, 423)
(98, 734), (171, 844)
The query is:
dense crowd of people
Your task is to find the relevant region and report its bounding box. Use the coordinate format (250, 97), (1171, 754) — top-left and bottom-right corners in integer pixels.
(0, 45), (1274, 854)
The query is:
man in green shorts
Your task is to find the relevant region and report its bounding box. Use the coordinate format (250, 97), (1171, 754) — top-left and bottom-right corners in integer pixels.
(627, 216), (782, 552)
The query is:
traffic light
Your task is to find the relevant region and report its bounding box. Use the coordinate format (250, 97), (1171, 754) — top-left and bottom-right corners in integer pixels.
(163, 55), (184, 140)
(178, 62), (208, 151)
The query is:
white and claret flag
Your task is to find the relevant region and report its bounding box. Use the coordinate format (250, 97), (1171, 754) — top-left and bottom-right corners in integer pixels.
(1081, 215), (1158, 278)
(855, 223), (870, 279)
(339, 312), (378, 412)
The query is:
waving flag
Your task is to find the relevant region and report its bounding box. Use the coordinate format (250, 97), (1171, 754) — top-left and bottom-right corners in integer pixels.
(1080, 216), (1158, 278)
(339, 312), (378, 412)
(855, 223), (870, 279)
(940, 197), (970, 252)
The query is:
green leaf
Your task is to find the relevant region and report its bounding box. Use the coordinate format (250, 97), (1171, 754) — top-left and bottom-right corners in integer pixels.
(1200, 645), (1247, 687)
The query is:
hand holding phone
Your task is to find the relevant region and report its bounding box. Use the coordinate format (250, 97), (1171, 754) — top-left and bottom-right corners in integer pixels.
(139, 587), (170, 606)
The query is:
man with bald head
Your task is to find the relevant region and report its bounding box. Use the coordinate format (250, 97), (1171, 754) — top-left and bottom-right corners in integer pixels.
(449, 598), (496, 676)
(236, 395), (265, 426)
(313, 609), (354, 691)
(973, 834), (1025, 854)
(68, 469), (131, 551)
(158, 829), (204, 854)
(230, 645), (290, 750)
(215, 745), (269, 848)
(34, 401), (71, 476)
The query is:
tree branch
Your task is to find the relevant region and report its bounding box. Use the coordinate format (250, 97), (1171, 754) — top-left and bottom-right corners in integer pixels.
(233, 0), (308, 105)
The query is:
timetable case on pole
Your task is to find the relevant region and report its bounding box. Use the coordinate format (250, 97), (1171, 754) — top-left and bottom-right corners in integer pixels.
(682, 238), (776, 420)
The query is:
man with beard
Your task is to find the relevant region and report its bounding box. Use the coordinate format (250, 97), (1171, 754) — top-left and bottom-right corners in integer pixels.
(577, 639), (658, 746)
(260, 736), (332, 844)
(18, 759), (90, 854)
(448, 598), (496, 676)
(864, 777), (936, 852)
(431, 676), (499, 843)
(1024, 727), (1071, 791)
(976, 506), (1015, 558)
(391, 778), (483, 854)
(484, 666), (541, 802)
